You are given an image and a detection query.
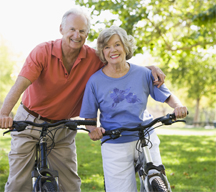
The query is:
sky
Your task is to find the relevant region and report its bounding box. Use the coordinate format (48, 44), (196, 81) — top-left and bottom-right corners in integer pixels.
(0, 0), (77, 57)
(0, 0), (148, 64)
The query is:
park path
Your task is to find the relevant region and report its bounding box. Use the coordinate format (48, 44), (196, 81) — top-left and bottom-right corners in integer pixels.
(155, 128), (216, 136)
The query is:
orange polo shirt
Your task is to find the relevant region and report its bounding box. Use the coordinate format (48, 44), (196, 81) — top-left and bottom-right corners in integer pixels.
(19, 39), (104, 120)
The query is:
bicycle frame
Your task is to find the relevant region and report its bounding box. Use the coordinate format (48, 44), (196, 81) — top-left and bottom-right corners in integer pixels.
(32, 125), (59, 192)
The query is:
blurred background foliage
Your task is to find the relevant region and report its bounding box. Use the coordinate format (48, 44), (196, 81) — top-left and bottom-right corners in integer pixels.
(0, 37), (23, 116)
(0, 0), (215, 125)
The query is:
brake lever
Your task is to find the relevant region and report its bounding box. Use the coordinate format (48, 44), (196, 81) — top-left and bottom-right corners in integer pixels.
(3, 129), (13, 136)
(104, 129), (121, 139)
(174, 120), (186, 123)
(3, 121), (29, 135)
(3, 121), (26, 135)
(101, 130), (121, 145)
(160, 114), (174, 125)
(162, 113), (187, 125)
(64, 121), (77, 130)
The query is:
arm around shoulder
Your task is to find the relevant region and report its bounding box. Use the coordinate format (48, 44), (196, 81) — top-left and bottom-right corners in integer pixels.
(145, 65), (166, 88)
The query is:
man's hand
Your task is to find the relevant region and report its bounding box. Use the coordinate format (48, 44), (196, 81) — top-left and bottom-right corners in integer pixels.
(0, 114), (13, 129)
(88, 127), (105, 141)
(146, 65), (166, 88)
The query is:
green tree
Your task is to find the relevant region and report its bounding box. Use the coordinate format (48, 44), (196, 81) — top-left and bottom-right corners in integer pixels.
(0, 38), (15, 103)
(76, 0), (216, 123)
(162, 50), (216, 123)
(193, 4), (216, 25)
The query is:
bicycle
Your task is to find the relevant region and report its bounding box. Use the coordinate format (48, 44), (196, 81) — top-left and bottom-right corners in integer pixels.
(3, 119), (96, 192)
(102, 113), (188, 192)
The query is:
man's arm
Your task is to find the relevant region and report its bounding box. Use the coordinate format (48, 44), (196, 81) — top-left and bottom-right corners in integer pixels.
(145, 65), (166, 88)
(0, 76), (31, 128)
(165, 94), (187, 118)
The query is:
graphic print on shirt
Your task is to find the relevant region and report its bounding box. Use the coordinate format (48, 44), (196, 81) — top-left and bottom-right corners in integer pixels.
(110, 87), (141, 107)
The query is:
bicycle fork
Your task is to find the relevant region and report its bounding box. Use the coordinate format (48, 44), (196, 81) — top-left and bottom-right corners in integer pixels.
(31, 129), (59, 191)
(137, 131), (171, 192)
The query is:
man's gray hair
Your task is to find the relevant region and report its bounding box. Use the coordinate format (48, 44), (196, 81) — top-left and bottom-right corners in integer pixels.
(96, 26), (136, 63)
(61, 7), (91, 33)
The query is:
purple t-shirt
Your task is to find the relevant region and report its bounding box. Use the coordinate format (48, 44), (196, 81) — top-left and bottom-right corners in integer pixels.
(80, 63), (171, 143)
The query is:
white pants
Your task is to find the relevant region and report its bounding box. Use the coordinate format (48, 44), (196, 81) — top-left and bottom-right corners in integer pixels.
(101, 131), (162, 192)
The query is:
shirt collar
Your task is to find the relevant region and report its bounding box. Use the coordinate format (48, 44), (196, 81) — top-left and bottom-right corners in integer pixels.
(78, 44), (87, 59)
(52, 39), (62, 59)
(51, 39), (87, 60)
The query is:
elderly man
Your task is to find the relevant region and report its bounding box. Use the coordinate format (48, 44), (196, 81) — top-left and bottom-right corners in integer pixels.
(0, 7), (165, 192)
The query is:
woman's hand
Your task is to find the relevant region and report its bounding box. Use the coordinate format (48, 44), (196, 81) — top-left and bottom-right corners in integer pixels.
(88, 127), (105, 141)
(173, 106), (188, 118)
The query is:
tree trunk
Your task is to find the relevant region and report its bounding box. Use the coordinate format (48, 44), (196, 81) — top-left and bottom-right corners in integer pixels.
(193, 98), (200, 127)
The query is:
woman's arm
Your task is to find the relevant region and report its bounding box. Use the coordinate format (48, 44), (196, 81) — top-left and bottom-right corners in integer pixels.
(165, 94), (188, 118)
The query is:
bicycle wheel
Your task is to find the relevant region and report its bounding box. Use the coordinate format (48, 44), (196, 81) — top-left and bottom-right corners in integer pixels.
(151, 177), (168, 192)
(41, 182), (58, 192)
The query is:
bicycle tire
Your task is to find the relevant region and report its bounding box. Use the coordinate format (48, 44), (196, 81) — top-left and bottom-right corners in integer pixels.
(41, 182), (58, 192)
(151, 177), (168, 192)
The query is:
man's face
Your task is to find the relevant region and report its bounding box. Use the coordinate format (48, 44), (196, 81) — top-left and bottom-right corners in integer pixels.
(60, 14), (88, 50)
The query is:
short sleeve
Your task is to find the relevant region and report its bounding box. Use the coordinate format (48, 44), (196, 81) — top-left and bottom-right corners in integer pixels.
(19, 44), (47, 83)
(80, 79), (99, 118)
(148, 73), (171, 103)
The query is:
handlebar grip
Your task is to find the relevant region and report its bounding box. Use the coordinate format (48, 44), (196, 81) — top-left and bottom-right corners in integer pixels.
(171, 111), (189, 119)
(74, 120), (96, 126)
(12, 121), (28, 131)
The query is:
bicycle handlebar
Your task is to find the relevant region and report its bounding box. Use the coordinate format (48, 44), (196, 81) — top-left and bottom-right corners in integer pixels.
(3, 119), (96, 135)
(103, 112), (188, 137)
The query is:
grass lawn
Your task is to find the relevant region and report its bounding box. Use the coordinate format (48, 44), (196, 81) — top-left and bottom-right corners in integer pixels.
(0, 131), (11, 192)
(0, 128), (215, 192)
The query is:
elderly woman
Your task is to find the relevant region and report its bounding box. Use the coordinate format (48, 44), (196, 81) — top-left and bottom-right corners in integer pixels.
(80, 26), (187, 192)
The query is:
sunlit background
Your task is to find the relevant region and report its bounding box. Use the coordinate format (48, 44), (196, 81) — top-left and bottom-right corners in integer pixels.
(0, 0), (147, 66)
(0, 0), (76, 57)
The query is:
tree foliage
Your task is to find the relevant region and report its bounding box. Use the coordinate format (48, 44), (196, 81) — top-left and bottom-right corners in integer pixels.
(76, 0), (215, 53)
(164, 50), (216, 106)
(0, 38), (15, 102)
(193, 4), (216, 25)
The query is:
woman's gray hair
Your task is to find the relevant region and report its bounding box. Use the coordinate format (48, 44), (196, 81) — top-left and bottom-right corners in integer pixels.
(96, 26), (136, 63)
(61, 7), (91, 33)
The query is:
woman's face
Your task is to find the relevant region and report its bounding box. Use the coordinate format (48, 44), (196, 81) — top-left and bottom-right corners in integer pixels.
(103, 34), (126, 65)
